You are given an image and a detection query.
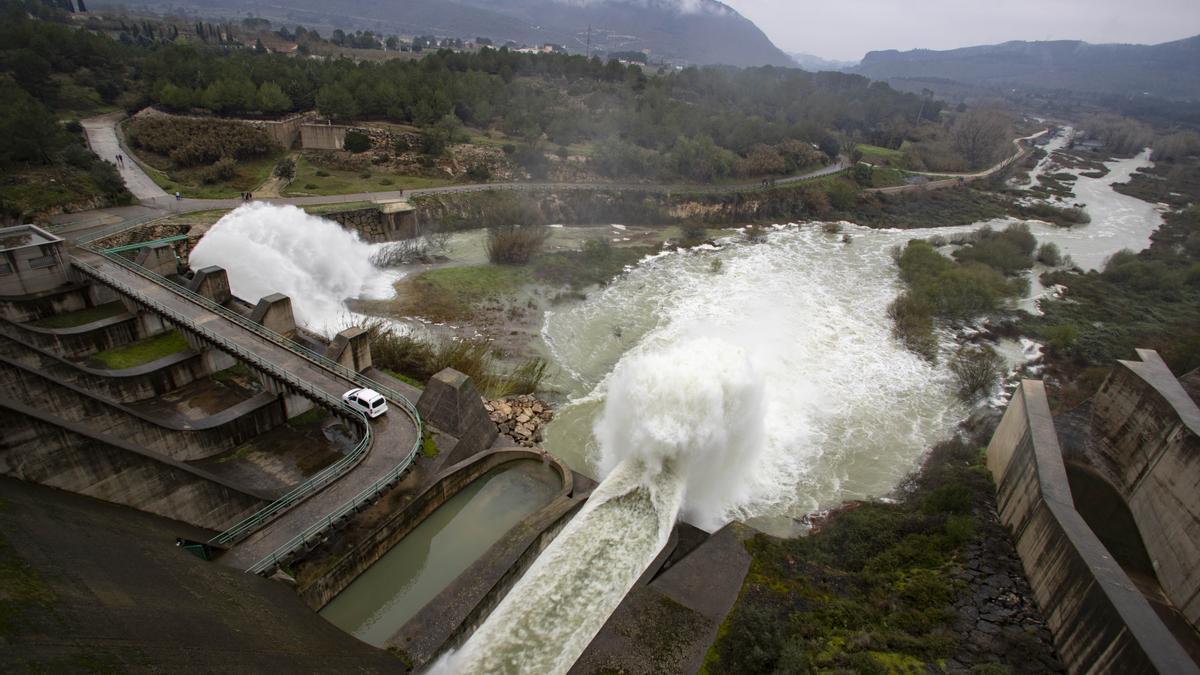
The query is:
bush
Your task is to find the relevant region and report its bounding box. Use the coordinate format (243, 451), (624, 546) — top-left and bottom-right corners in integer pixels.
(127, 116), (273, 168)
(487, 224), (550, 265)
(344, 130), (371, 153)
(315, 169), (330, 177)
(274, 157), (295, 181)
(200, 157), (237, 184)
(466, 163), (491, 181)
(1036, 242), (1061, 267)
(949, 345), (1002, 401)
(379, 178), (394, 186)
(680, 223), (708, 245)
(888, 293), (937, 361)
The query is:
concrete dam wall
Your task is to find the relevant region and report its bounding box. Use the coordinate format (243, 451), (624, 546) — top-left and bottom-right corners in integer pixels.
(1087, 349), (1200, 627)
(987, 379), (1198, 674)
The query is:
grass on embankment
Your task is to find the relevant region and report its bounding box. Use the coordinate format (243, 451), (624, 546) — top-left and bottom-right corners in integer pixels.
(281, 156), (453, 197)
(132, 147), (284, 200)
(395, 265), (531, 321)
(29, 302), (126, 329)
(705, 440), (1049, 674)
(89, 330), (189, 369)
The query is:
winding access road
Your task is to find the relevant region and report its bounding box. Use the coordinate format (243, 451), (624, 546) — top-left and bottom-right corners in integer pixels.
(61, 113), (849, 242)
(71, 248), (420, 569)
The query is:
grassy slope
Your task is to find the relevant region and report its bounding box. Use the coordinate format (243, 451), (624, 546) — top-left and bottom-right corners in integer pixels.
(29, 302), (126, 329)
(89, 330), (189, 369)
(281, 156), (453, 197)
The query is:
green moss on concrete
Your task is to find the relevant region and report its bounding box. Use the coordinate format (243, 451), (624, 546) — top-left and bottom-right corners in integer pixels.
(89, 330), (189, 369)
(421, 432), (439, 458)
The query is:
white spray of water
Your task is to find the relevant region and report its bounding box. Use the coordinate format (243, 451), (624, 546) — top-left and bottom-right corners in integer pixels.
(435, 338), (764, 674)
(189, 203), (398, 334)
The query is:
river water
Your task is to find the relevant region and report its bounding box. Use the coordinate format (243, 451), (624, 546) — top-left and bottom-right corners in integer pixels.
(319, 460), (560, 648)
(188, 131), (1162, 673)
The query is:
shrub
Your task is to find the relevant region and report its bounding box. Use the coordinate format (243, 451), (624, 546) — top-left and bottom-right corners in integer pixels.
(315, 169), (330, 177)
(379, 178), (394, 186)
(888, 293), (937, 361)
(200, 157), (237, 184)
(127, 116), (273, 168)
(63, 119), (83, 135)
(949, 345), (1002, 401)
(1036, 242), (1061, 267)
(466, 163), (491, 181)
(358, 171), (371, 179)
(343, 129), (371, 153)
(681, 223), (707, 245)
(274, 157), (295, 181)
(487, 224), (550, 265)
(304, 182), (318, 189)
(822, 222), (843, 234)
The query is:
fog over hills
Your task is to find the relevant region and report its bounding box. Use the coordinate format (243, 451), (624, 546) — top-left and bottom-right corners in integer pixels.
(101, 0), (793, 67)
(853, 34), (1200, 100)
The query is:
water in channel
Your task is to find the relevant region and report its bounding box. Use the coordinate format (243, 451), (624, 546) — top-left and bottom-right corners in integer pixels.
(318, 460), (560, 648)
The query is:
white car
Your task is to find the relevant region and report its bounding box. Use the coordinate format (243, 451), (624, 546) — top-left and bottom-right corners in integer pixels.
(342, 387), (389, 418)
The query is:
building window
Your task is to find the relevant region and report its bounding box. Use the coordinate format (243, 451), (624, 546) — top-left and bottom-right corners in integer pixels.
(27, 255), (57, 270)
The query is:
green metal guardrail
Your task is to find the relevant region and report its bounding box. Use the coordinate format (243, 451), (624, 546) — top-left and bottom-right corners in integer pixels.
(72, 246), (425, 573)
(102, 234), (191, 254)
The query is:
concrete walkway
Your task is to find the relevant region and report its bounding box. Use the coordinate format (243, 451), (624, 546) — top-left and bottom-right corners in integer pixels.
(71, 249), (419, 570)
(81, 113), (169, 202)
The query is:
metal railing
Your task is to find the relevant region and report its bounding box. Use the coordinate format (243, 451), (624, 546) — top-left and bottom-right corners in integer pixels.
(71, 247), (425, 572)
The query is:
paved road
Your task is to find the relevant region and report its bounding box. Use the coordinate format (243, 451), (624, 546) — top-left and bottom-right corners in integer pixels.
(55, 114), (851, 241)
(71, 249), (419, 569)
(81, 113), (169, 202)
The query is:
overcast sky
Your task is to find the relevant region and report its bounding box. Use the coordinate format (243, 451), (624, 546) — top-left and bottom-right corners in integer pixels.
(722, 0), (1200, 62)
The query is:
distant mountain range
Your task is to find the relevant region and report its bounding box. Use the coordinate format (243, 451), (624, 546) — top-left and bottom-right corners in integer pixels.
(97, 0), (792, 67)
(788, 52), (857, 72)
(853, 35), (1200, 100)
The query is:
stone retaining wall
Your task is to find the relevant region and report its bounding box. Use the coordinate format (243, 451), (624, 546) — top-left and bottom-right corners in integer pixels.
(986, 379), (1198, 674)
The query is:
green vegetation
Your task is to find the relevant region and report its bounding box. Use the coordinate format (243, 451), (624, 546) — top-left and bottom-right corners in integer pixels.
(421, 431), (439, 458)
(367, 324), (547, 398)
(532, 239), (657, 289)
(487, 224), (550, 264)
(282, 156), (450, 196)
(287, 406), (329, 427)
(29, 301), (126, 329)
(399, 265), (530, 321)
(708, 440), (1035, 674)
(889, 226), (1033, 361)
(89, 330), (189, 369)
(123, 116), (283, 198)
(385, 369), (425, 390)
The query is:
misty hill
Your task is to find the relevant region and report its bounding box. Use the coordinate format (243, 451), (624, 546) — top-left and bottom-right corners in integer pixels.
(788, 52), (857, 72)
(102, 0), (792, 67)
(854, 35), (1200, 100)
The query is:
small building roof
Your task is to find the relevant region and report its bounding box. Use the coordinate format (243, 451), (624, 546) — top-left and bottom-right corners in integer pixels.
(373, 199), (415, 214)
(0, 225), (61, 253)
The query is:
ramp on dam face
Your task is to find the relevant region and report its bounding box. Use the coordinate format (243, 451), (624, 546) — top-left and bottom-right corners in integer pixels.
(69, 249), (420, 569)
(0, 477), (399, 673)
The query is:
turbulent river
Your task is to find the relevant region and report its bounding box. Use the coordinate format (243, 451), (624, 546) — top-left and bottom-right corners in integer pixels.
(190, 130), (1161, 674)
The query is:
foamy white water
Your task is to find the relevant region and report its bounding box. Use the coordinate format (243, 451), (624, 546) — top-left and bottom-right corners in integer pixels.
(190, 203), (398, 334)
(436, 339), (760, 674)
(541, 224), (967, 534)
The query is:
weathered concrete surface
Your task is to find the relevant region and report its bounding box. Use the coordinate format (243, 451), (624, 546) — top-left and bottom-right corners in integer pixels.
(393, 492), (588, 669)
(132, 242), (179, 277)
(0, 476), (401, 673)
(186, 265), (231, 304)
(0, 353), (285, 462)
(300, 123), (349, 150)
(418, 368), (497, 467)
(325, 325), (371, 372)
(0, 329), (208, 404)
(1087, 350), (1200, 627)
(250, 292), (297, 337)
(1, 313), (141, 360)
(68, 249), (419, 570)
(569, 523), (753, 675)
(0, 281), (92, 322)
(987, 379), (1199, 674)
(299, 449), (569, 612)
(0, 399), (268, 530)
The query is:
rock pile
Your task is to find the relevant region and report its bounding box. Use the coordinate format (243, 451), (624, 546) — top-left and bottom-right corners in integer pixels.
(485, 395), (553, 447)
(948, 515), (1066, 673)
